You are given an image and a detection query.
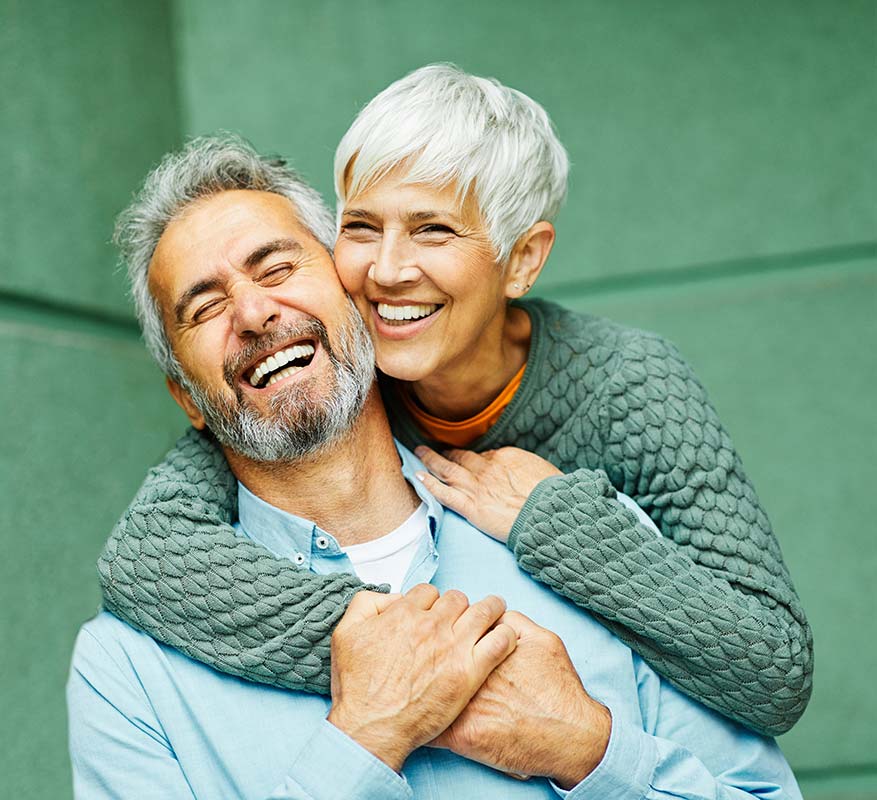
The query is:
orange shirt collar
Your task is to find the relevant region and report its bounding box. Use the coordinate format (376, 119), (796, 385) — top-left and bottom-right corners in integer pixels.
(399, 363), (527, 448)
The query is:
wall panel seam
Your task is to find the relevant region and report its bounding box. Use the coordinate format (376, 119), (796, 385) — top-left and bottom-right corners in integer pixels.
(540, 241), (877, 301)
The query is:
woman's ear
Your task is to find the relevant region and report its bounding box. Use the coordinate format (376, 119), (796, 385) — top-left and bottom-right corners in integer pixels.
(504, 221), (556, 299)
(166, 376), (207, 430)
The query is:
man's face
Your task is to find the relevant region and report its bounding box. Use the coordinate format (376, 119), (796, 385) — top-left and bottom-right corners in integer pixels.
(149, 189), (374, 461)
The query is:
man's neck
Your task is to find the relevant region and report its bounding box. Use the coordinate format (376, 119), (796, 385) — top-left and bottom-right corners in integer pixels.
(224, 388), (420, 546)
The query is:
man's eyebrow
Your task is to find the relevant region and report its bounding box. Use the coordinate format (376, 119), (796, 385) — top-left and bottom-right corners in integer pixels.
(174, 278), (224, 324)
(340, 208), (375, 220)
(243, 237), (304, 269)
(173, 239), (304, 324)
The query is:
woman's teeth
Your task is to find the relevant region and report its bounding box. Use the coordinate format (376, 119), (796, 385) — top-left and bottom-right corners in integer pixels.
(376, 303), (439, 322)
(249, 343), (315, 387)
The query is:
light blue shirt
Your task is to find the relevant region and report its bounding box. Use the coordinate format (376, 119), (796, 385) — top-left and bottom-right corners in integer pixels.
(68, 444), (801, 799)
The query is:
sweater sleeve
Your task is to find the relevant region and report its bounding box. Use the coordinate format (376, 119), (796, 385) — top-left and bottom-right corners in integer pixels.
(507, 333), (813, 737)
(98, 427), (379, 694)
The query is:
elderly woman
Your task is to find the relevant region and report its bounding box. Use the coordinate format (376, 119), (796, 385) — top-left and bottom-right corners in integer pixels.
(101, 65), (812, 736)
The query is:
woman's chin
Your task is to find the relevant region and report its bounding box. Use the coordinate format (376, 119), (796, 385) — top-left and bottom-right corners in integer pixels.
(375, 352), (434, 384)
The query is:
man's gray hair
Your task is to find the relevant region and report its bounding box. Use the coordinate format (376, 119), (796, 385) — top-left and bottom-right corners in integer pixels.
(334, 63), (569, 264)
(115, 134), (336, 379)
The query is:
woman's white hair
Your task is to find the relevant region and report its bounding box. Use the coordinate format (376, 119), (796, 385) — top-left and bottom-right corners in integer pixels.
(115, 133), (336, 380)
(334, 63), (569, 264)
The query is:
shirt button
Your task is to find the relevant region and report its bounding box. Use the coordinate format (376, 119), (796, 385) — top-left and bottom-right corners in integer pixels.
(293, 552), (306, 566)
(315, 536), (330, 550)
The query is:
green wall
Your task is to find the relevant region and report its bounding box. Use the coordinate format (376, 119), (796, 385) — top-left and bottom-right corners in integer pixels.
(2, 1), (875, 796)
(0, 1), (185, 797)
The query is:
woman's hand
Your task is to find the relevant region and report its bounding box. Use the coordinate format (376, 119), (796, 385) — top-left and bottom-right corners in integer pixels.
(414, 446), (562, 543)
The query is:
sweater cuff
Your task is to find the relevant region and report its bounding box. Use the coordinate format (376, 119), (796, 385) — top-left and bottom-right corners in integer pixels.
(508, 468), (615, 551)
(507, 473), (570, 551)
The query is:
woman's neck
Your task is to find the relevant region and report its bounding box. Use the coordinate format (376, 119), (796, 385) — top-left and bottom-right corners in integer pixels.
(408, 305), (532, 421)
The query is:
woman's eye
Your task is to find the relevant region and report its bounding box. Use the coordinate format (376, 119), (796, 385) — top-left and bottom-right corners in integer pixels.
(416, 224), (455, 236)
(342, 222), (379, 234)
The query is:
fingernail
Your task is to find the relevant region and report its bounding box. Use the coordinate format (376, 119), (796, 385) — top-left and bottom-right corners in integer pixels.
(415, 471), (427, 482)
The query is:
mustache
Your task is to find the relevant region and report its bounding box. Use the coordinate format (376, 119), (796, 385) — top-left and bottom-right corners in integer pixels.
(222, 319), (331, 390)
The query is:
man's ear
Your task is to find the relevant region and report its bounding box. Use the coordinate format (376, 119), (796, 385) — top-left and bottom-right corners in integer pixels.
(504, 221), (556, 299)
(166, 377), (207, 430)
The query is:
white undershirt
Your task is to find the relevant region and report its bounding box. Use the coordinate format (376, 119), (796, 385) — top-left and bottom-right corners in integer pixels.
(339, 491), (658, 593)
(341, 503), (430, 592)
(616, 491), (661, 536)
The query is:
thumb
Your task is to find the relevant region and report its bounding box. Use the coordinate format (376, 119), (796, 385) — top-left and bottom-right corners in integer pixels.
(498, 610), (540, 638)
(344, 590), (402, 622)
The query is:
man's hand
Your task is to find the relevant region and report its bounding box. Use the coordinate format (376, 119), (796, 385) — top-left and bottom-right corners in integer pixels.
(326, 586), (518, 773)
(430, 611), (612, 789)
(414, 446), (562, 542)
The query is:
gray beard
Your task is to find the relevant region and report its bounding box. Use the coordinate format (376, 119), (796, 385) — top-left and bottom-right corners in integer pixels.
(180, 298), (375, 463)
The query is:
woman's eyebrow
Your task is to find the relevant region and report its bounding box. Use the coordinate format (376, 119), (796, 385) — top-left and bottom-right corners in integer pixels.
(342, 208), (463, 224)
(404, 210), (463, 224)
(405, 209), (461, 224)
(340, 208), (375, 220)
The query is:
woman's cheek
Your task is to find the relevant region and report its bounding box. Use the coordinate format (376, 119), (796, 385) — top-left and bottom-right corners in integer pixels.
(332, 243), (366, 294)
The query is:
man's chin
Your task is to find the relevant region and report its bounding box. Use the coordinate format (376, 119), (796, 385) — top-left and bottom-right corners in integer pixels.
(205, 380), (356, 464)
(183, 302), (373, 463)
(206, 415), (325, 464)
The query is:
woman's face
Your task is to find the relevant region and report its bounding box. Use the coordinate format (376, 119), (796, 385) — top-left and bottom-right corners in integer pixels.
(334, 172), (513, 383)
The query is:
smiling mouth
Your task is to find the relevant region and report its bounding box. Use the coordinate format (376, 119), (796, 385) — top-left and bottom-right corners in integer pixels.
(374, 302), (442, 326)
(245, 341), (317, 388)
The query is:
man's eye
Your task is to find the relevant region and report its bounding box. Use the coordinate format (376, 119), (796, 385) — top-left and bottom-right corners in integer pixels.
(259, 264), (294, 284)
(192, 299), (223, 322)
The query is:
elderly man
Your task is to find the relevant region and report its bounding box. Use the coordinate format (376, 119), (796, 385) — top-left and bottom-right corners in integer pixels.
(67, 137), (801, 800)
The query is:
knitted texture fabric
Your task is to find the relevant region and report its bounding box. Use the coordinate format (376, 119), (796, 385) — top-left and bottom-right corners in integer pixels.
(98, 298), (813, 736)
(98, 428), (378, 693)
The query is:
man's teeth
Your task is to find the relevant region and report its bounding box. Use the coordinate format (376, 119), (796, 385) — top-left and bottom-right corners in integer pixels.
(249, 343), (315, 387)
(376, 302), (439, 322)
(265, 365), (303, 387)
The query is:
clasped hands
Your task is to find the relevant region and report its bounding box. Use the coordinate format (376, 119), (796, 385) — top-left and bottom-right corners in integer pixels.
(326, 585), (611, 789)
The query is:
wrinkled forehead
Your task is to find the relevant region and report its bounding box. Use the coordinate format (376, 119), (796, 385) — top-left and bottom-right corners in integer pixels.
(159, 190), (306, 261)
(148, 191), (311, 297)
(343, 162), (484, 224)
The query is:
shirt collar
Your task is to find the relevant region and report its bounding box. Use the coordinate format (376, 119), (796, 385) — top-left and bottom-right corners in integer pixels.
(236, 440), (443, 565)
(397, 441), (444, 533)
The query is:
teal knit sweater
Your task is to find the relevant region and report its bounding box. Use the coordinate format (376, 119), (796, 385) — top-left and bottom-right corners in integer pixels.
(99, 299), (813, 736)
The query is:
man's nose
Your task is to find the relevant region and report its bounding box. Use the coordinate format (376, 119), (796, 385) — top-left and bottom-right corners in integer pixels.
(230, 285), (282, 338)
(368, 231), (422, 286)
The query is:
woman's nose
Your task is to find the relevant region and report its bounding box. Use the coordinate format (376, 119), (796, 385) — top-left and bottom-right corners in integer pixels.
(369, 232), (422, 286)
